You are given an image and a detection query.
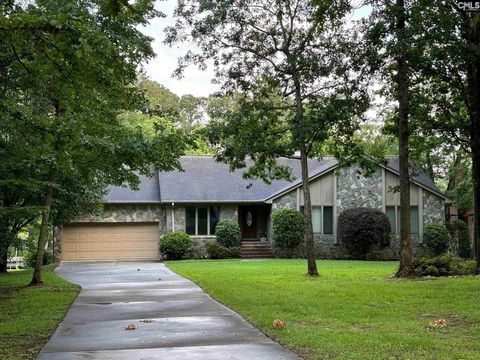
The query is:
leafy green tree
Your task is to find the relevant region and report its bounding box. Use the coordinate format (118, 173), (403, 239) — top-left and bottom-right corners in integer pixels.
(136, 75), (206, 135)
(391, 0), (414, 277)
(0, 0), (188, 284)
(365, 1), (480, 274)
(167, 0), (369, 276)
(179, 95), (206, 134)
(363, 0), (431, 277)
(446, 153), (473, 216)
(354, 124), (398, 158)
(411, 3), (480, 273)
(125, 76), (208, 151)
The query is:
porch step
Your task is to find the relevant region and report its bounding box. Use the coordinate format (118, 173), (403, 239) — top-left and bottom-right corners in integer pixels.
(240, 241), (273, 259)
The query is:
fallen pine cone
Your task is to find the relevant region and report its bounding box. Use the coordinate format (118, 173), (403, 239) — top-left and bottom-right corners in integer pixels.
(140, 319), (154, 323)
(124, 323), (137, 330)
(427, 319), (447, 329)
(272, 319), (285, 330)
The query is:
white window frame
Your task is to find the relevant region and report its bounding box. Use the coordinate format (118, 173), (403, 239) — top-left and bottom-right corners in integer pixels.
(386, 205), (419, 235)
(310, 205), (334, 235)
(186, 207), (220, 236)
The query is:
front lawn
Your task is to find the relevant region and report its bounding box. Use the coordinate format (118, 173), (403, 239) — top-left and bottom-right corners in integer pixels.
(0, 264), (79, 360)
(167, 259), (480, 360)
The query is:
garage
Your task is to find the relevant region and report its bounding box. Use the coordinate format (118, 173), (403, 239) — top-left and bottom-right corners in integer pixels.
(61, 223), (159, 261)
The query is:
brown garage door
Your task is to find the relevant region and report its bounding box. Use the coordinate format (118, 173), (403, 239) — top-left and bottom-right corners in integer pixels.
(62, 223), (159, 261)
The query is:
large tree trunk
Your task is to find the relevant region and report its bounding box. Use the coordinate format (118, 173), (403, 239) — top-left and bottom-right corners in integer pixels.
(425, 152), (435, 181)
(299, 141), (318, 276)
(30, 179), (53, 286)
(466, 19), (480, 274)
(0, 217), (11, 273)
(0, 241), (7, 273)
(293, 74), (319, 277)
(395, 0), (415, 278)
(473, 155), (480, 272)
(0, 220), (14, 273)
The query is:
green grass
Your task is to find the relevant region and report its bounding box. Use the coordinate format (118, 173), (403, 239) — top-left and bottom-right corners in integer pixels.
(167, 259), (480, 360)
(0, 264), (79, 360)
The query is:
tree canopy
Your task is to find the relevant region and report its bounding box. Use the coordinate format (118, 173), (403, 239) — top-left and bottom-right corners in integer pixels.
(167, 0), (370, 276)
(0, 0), (188, 281)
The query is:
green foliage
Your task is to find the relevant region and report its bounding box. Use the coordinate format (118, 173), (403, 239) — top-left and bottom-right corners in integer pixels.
(125, 75), (208, 143)
(423, 223), (452, 256)
(19, 222), (51, 270)
(0, 0), (188, 275)
(338, 208), (391, 259)
(167, 0), (371, 276)
(413, 253), (477, 277)
(25, 250), (53, 269)
(354, 124), (398, 158)
(272, 209), (305, 251)
(160, 232), (193, 260)
(446, 156), (473, 214)
(214, 220), (241, 248)
(205, 241), (241, 259)
(449, 220), (471, 259)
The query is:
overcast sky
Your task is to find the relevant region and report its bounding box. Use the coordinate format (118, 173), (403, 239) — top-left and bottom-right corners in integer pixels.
(140, 1), (372, 98)
(139, 1), (216, 97)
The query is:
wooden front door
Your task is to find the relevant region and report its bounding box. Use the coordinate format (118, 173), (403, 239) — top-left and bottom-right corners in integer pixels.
(240, 206), (257, 240)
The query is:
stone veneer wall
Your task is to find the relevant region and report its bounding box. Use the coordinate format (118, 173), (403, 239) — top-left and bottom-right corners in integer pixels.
(55, 204), (167, 260)
(423, 192), (445, 224)
(75, 204), (167, 226)
(337, 165), (383, 214)
(270, 164), (445, 260)
(272, 192), (297, 211)
(221, 205), (238, 222)
(165, 206), (186, 233)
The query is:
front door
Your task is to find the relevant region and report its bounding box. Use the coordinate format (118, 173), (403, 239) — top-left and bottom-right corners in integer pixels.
(240, 206), (257, 240)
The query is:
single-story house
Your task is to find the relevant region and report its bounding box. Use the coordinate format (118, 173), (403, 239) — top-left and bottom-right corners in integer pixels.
(56, 155), (447, 261)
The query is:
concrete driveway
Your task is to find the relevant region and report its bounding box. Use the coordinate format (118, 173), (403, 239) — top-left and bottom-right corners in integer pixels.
(38, 262), (300, 360)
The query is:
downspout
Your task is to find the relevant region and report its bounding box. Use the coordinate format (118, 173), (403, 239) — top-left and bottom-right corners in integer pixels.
(171, 202), (175, 232)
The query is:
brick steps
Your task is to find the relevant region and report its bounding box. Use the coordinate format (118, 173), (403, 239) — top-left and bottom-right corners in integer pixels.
(240, 241), (273, 259)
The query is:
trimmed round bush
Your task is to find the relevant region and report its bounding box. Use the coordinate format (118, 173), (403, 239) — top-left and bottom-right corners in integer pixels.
(215, 220), (241, 248)
(338, 207), (391, 259)
(272, 209), (305, 251)
(423, 223), (451, 256)
(159, 232), (193, 260)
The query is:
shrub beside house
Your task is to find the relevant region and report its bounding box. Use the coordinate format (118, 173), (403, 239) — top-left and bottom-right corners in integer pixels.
(56, 155), (448, 261)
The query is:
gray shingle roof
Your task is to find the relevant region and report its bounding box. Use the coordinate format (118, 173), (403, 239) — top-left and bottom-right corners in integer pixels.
(103, 155), (444, 203)
(104, 173), (160, 203)
(384, 157), (443, 196)
(157, 156), (337, 202)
